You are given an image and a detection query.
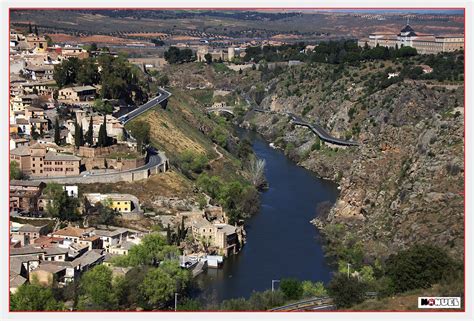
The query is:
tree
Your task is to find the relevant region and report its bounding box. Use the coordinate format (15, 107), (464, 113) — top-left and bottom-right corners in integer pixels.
(86, 116), (94, 146)
(10, 283), (64, 311)
(248, 155), (266, 188)
(53, 117), (60, 145)
(327, 274), (367, 308)
(76, 59), (100, 85)
(10, 161), (24, 180)
(34, 25), (38, 36)
(30, 125), (39, 140)
(139, 260), (191, 308)
(44, 35), (53, 47)
(93, 99), (113, 114)
(126, 120), (150, 152)
(44, 184), (80, 221)
(164, 46), (195, 64)
(301, 281), (327, 298)
(74, 117), (82, 148)
(97, 114), (109, 147)
(280, 278), (303, 300)
(113, 233), (179, 267)
(77, 265), (118, 310)
(204, 53), (213, 64)
(28, 22), (32, 34)
(385, 244), (460, 293)
(96, 199), (120, 226)
(53, 57), (80, 88)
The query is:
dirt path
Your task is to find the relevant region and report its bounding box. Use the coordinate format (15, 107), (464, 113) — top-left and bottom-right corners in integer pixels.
(209, 143), (224, 166)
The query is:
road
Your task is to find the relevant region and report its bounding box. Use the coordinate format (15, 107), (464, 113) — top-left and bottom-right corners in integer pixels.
(288, 113), (360, 146)
(28, 88), (172, 182)
(269, 297), (335, 312)
(252, 108), (359, 146)
(119, 87), (171, 124)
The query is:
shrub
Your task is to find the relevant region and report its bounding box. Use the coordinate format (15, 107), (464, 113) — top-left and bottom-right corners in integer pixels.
(385, 244), (461, 293)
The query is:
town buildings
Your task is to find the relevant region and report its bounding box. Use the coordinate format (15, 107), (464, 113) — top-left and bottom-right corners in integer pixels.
(358, 23), (464, 54)
(58, 85), (97, 103)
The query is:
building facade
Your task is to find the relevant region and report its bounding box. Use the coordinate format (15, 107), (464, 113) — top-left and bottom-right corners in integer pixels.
(358, 24), (464, 54)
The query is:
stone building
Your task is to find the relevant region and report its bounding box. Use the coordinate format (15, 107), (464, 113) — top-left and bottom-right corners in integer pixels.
(358, 23), (464, 54)
(58, 85), (97, 103)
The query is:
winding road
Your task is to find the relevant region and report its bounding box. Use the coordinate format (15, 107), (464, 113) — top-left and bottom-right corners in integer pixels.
(253, 108), (360, 147)
(29, 89), (172, 183)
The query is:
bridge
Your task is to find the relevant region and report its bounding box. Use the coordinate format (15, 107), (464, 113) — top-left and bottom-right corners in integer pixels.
(252, 108), (360, 147)
(269, 297), (335, 312)
(205, 106), (235, 116)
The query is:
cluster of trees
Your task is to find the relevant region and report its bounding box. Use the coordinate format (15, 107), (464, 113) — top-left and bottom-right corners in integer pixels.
(177, 150), (209, 178)
(53, 57), (100, 88)
(243, 40), (418, 65)
(10, 281), (64, 311)
(126, 120), (151, 152)
(325, 244), (463, 308)
(97, 115), (111, 147)
(243, 43), (307, 63)
(217, 278), (327, 311)
(72, 114), (110, 148)
(43, 183), (81, 221)
(196, 174), (259, 224)
(164, 47), (194, 64)
(53, 55), (146, 104)
(420, 52), (464, 82)
(308, 41), (417, 65)
(165, 217), (188, 245)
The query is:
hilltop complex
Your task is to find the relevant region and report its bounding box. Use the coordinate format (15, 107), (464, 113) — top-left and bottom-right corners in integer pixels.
(358, 23), (464, 54)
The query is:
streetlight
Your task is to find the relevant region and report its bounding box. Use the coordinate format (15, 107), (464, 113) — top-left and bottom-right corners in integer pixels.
(271, 279), (280, 292)
(174, 292), (179, 311)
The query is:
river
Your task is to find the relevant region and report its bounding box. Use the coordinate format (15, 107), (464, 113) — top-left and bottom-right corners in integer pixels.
(195, 129), (339, 303)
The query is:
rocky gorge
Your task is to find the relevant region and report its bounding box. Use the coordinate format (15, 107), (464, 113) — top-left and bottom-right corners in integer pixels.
(241, 62), (464, 262)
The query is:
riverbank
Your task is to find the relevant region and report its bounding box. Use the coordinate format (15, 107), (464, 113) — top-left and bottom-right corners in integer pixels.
(194, 128), (338, 302)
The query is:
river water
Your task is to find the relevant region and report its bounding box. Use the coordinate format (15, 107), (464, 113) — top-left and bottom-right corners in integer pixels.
(195, 129), (339, 302)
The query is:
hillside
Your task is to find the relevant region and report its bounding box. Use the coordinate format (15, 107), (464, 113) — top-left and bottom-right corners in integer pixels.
(235, 58), (464, 263)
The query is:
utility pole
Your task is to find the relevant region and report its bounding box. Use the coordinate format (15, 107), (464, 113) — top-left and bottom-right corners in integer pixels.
(347, 263), (351, 279)
(174, 292), (178, 311)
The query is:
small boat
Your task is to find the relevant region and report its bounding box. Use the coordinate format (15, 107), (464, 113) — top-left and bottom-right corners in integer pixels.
(269, 142), (276, 149)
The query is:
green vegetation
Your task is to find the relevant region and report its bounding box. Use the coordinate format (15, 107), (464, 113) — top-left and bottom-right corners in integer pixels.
(177, 150), (208, 178)
(112, 233), (179, 267)
(77, 265), (120, 310)
(126, 120), (151, 152)
(139, 260), (191, 308)
(10, 282), (64, 311)
(328, 274), (368, 308)
(196, 173), (259, 224)
(10, 160), (26, 180)
(74, 117), (84, 148)
(385, 244), (461, 293)
(54, 55), (147, 104)
(54, 117), (61, 145)
(97, 115), (111, 147)
(43, 183), (80, 221)
(93, 99), (113, 114)
(164, 46), (194, 64)
(92, 199), (121, 226)
(280, 278), (303, 300)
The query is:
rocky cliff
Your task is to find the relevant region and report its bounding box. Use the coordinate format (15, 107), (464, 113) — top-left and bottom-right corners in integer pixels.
(243, 62), (464, 261)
